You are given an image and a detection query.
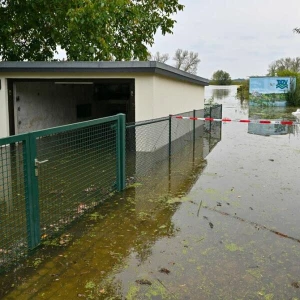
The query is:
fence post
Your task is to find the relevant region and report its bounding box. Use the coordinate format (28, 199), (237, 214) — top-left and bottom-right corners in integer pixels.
(169, 115), (172, 157)
(116, 114), (126, 191)
(193, 109), (196, 145)
(209, 106), (212, 132)
(193, 109), (196, 161)
(24, 134), (41, 250)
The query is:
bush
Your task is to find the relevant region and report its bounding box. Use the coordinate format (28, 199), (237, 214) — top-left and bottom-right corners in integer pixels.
(276, 70), (300, 106)
(236, 80), (249, 100)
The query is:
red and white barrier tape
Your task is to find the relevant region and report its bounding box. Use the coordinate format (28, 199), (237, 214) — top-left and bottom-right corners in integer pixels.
(174, 116), (300, 126)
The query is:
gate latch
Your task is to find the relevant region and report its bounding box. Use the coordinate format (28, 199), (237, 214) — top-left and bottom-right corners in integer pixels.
(34, 159), (49, 176)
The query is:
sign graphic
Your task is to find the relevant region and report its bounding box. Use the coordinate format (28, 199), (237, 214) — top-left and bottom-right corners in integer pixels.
(249, 77), (295, 107)
(276, 80), (288, 90)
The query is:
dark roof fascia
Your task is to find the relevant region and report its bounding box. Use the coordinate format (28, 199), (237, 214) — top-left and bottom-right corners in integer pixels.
(0, 61), (209, 86)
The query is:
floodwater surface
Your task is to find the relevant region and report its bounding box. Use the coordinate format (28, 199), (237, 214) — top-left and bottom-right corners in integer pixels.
(1, 86), (300, 299)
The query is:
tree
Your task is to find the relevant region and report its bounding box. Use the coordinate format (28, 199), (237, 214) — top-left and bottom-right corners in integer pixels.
(0, 0), (184, 61)
(294, 28), (300, 34)
(149, 48), (201, 74)
(173, 49), (200, 74)
(151, 52), (169, 63)
(267, 57), (300, 75)
(211, 70), (232, 85)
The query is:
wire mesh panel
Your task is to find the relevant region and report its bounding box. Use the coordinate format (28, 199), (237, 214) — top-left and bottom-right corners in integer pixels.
(171, 111), (193, 155)
(35, 121), (118, 238)
(0, 139), (28, 271)
(126, 118), (169, 182)
(203, 104), (222, 138)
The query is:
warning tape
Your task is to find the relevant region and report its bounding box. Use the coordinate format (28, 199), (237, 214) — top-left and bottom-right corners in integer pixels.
(174, 116), (300, 126)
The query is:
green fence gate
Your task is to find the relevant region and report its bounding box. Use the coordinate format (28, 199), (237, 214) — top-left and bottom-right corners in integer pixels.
(0, 114), (125, 271)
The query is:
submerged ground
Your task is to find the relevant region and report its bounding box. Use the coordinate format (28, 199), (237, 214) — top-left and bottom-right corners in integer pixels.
(1, 86), (300, 299)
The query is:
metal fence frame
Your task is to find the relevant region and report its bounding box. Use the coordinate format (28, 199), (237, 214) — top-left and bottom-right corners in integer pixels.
(0, 114), (125, 270)
(0, 105), (221, 271)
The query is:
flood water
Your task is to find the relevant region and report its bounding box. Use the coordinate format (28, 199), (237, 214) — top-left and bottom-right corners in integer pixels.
(1, 86), (300, 299)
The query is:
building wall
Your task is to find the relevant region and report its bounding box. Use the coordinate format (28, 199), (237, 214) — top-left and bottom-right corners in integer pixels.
(0, 78), (9, 138)
(153, 75), (204, 118)
(0, 72), (204, 138)
(133, 75), (205, 152)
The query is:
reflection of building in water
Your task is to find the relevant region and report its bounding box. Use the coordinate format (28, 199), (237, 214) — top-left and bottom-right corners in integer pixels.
(248, 123), (294, 136)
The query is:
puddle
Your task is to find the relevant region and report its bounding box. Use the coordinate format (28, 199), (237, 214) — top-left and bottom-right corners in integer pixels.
(1, 86), (300, 299)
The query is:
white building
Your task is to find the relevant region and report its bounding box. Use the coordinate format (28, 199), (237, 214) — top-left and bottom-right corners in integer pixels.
(0, 61), (208, 138)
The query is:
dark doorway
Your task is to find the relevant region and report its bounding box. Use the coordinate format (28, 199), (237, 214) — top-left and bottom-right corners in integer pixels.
(94, 79), (135, 123)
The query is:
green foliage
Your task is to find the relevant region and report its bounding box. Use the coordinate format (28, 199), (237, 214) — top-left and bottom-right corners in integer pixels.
(210, 70), (232, 85)
(276, 70), (300, 106)
(267, 57), (300, 75)
(0, 0), (184, 61)
(236, 80), (249, 101)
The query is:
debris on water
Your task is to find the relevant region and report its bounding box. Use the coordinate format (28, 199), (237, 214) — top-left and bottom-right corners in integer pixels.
(197, 200), (203, 217)
(225, 243), (243, 252)
(127, 182), (143, 189)
(209, 222), (214, 229)
(83, 185), (98, 193)
(196, 237), (205, 243)
(291, 281), (300, 288)
(77, 203), (88, 214)
(49, 189), (64, 195)
(77, 293), (86, 297)
(126, 176), (136, 185)
(269, 159), (275, 162)
(159, 268), (170, 275)
(136, 279), (152, 285)
(249, 207), (253, 210)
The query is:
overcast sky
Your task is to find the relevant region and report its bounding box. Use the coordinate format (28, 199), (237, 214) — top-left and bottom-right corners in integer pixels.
(150, 0), (300, 79)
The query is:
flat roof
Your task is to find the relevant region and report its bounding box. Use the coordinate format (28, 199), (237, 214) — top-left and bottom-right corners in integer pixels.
(0, 61), (209, 86)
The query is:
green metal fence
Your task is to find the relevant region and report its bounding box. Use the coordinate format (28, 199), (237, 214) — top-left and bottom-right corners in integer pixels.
(0, 105), (221, 271)
(0, 114), (125, 271)
(126, 105), (222, 184)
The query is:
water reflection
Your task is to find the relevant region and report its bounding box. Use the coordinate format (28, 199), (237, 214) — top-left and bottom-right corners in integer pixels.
(0, 124), (222, 299)
(206, 86), (299, 136)
(248, 123), (295, 136)
(212, 88), (230, 100)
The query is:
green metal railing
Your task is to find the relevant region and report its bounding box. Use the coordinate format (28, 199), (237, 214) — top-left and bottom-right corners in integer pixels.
(0, 114), (126, 271)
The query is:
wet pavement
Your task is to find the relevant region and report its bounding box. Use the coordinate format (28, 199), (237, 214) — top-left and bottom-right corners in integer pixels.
(1, 86), (300, 299)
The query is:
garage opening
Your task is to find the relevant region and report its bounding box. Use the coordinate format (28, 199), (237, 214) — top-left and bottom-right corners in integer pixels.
(8, 79), (135, 135)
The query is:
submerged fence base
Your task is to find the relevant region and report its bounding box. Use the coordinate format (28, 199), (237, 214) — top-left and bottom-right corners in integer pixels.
(0, 104), (222, 271)
(0, 114), (126, 271)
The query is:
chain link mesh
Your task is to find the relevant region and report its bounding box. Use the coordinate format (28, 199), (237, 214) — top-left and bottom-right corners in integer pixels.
(126, 118), (169, 183)
(126, 106), (222, 187)
(0, 105), (222, 271)
(36, 122), (118, 239)
(0, 142), (28, 270)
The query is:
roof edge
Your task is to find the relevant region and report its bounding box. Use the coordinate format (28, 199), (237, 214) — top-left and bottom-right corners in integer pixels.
(0, 61), (209, 86)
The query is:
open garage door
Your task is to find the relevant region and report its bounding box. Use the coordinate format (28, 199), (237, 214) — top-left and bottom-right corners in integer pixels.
(8, 79), (135, 135)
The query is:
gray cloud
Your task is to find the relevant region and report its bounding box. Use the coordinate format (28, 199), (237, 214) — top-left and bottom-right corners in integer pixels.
(150, 0), (300, 79)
